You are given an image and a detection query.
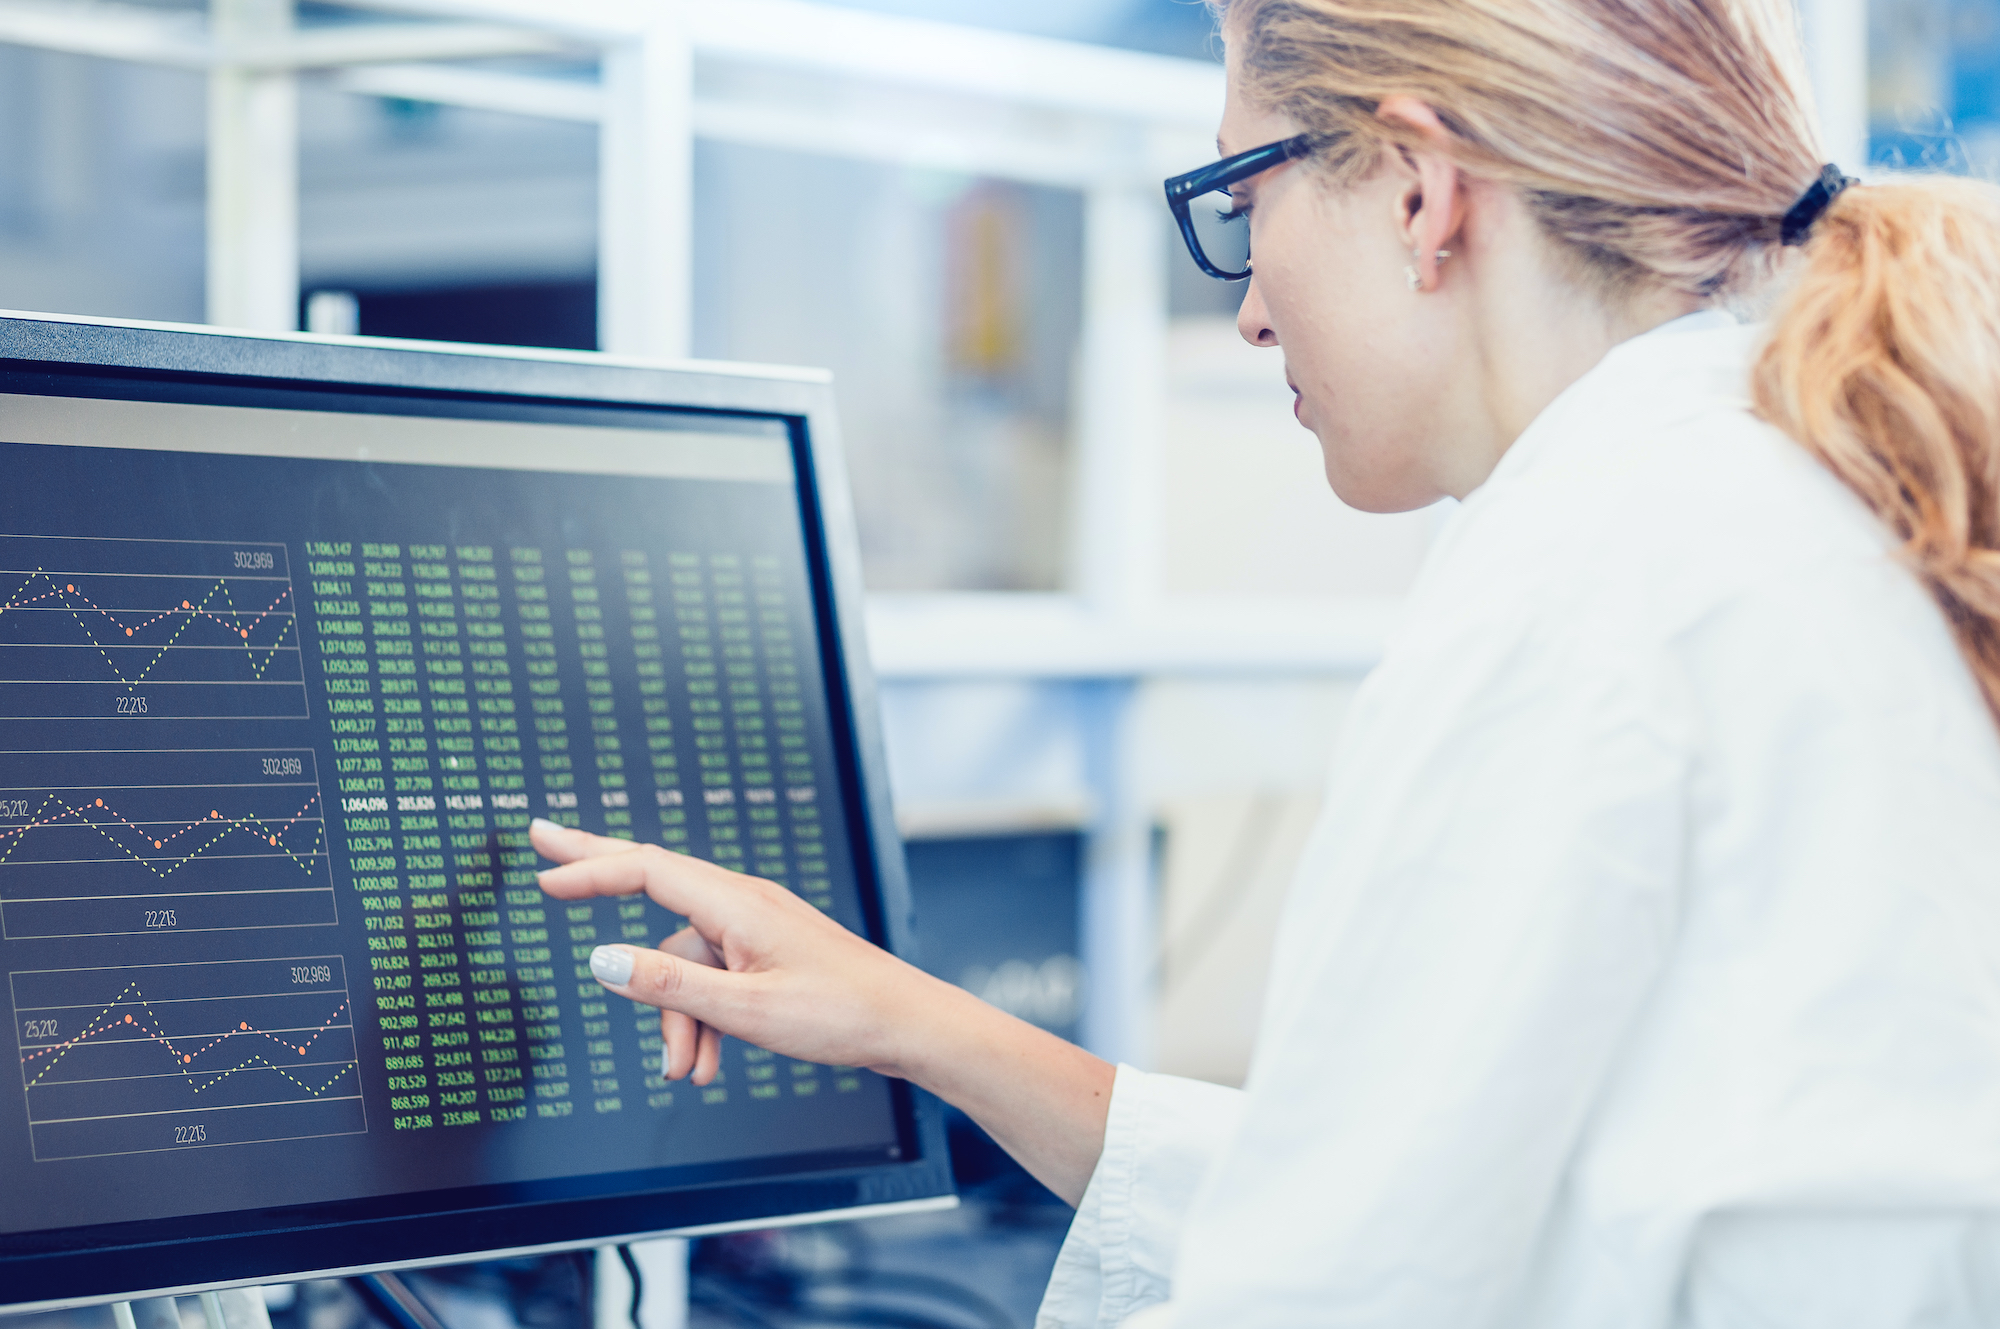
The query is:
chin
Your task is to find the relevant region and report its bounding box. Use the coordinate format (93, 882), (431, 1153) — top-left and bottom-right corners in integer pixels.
(1319, 442), (1434, 514)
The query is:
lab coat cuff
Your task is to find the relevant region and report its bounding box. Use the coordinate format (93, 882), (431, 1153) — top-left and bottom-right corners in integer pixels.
(1036, 1063), (1247, 1328)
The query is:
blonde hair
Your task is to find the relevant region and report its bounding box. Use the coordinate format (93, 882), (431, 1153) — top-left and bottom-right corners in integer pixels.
(1221, 0), (2000, 725)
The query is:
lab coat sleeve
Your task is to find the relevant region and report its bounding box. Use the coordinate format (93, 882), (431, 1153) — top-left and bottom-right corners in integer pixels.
(1035, 1063), (1248, 1329)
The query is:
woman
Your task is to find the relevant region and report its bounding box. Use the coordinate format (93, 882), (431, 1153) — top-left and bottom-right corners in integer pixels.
(533, 0), (2000, 1321)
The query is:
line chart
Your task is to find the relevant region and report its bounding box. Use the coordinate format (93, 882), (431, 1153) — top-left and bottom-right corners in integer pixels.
(0, 749), (335, 939)
(11, 957), (364, 1160)
(0, 534), (307, 719)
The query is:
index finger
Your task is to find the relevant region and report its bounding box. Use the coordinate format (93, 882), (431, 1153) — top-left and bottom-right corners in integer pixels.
(533, 820), (752, 929)
(531, 818), (651, 865)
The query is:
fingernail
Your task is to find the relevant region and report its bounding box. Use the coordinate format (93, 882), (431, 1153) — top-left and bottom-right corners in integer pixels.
(530, 817), (561, 835)
(590, 945), (634, 987)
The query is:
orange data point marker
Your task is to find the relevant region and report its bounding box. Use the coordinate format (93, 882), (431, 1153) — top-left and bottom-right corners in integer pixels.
(183, 1054), (191, 1063)
(298, 1047), (307, 1056)
(94, 799), (102, 807)
(154, 841), (162, 849)
(240, 629), (249, 639)
(211, 811), (220, 819)
(125, 628), (133, 637)
(65, 584), (73, 593)
(268, 836), (277, 846)
(123, 1014), (132, 1024)
(240, 1022), (249, 1031)
(182, 600), (191, 609)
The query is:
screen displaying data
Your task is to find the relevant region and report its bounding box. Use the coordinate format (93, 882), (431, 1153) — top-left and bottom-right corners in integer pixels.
(0, 385), (902, 1237)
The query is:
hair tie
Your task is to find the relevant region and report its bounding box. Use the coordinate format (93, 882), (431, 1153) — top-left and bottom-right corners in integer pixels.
(1781, 163), (1858, 246)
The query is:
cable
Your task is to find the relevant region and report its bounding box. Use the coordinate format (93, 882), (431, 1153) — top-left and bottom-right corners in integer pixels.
(616, 1244), (643, 1329)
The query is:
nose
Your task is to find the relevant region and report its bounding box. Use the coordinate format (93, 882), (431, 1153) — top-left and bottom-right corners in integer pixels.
(1237, 273), (1278, 347)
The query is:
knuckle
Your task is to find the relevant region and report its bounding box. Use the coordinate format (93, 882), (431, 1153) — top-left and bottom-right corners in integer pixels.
(629, 955), (674, 1003)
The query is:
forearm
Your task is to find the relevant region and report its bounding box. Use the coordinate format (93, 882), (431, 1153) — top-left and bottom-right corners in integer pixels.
(529, 823), (1115, 1201)
(886, 972), (1115, 1206)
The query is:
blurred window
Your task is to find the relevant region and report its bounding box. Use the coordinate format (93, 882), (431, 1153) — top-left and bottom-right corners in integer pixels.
(1871, 0), (2000, 169)
(693, 144), (1083, 592)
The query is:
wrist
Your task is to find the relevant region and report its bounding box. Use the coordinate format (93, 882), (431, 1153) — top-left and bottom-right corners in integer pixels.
(871, 966), (993, 1088)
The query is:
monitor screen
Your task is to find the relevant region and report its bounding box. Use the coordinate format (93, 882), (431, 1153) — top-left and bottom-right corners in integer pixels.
(0, 315), (949, 1311)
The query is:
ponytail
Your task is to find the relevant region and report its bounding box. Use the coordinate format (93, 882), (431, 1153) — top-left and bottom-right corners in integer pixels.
(1752, 179), (2000, 727)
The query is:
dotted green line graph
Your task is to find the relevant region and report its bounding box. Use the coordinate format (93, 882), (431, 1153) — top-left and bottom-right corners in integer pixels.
(20, 978), (353, 1096)
(0, 750), (335, 940)
(0, 568), (296, 690)
(0, 535), (307, 719)
(0, 788), (326, 877)
(12, 957), (367, 1160)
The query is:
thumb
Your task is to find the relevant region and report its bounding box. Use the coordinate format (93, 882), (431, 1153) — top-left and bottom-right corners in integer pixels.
(587, 943), (746, 1027)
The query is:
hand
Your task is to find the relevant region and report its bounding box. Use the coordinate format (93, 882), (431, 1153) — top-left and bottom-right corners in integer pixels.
(531, 819), (939, 1086)
(532, 817), (1117, 1204)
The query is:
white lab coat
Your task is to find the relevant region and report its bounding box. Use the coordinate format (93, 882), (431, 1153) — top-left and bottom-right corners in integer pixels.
(1037, 312), (2000, 1328)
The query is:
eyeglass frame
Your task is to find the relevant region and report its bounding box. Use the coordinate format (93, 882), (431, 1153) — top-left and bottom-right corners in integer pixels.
(1163, 134), (1317, 281)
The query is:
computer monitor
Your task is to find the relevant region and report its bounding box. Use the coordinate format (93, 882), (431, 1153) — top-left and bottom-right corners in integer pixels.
(0, 311), (952, 1313)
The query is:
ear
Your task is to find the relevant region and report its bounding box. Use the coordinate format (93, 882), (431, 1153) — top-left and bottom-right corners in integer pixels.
(1376, 96), (1467, 291)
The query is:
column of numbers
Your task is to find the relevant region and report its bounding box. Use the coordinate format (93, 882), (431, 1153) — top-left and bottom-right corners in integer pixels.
(307, 545), (420, 1125)
(395, 548), (472, 1127)
(562, 550), (623, 1115)
(623, 554), (686, 848)
(503, 548), (572, 1117)
(455, 545), (532, 1125)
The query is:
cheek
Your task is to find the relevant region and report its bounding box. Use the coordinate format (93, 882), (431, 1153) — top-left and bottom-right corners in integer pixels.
(1265, 263), (1401, 430)
(1259, 212), (1399, 400)
(1266, 262), (1438, 510)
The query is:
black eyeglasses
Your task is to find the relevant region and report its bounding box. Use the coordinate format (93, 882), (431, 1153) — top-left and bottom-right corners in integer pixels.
(1164, 134), (1316, 281)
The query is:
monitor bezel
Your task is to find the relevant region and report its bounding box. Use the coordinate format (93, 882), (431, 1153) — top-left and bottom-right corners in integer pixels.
(0, 311), (955, 1313)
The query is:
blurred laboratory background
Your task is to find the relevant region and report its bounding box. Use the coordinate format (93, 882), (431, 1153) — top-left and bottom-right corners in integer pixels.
(0, 0), (1942, 1321)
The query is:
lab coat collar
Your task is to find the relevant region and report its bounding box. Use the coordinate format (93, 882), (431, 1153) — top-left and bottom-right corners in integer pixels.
(1472, 307), (1751, 503)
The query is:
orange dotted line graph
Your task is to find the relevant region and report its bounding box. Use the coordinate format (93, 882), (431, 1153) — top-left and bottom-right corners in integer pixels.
(19, 980), (355, 1098)
(0, 569), (296, 689)
(0, 789), (326, 876)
